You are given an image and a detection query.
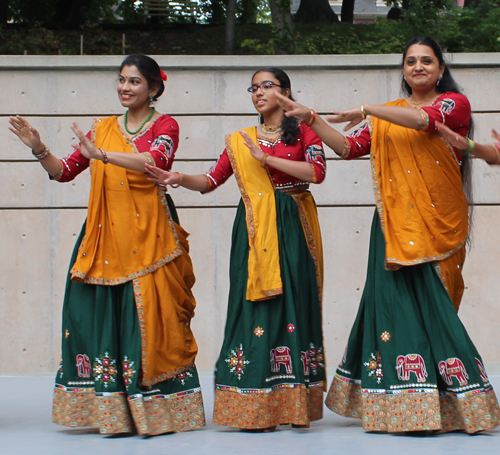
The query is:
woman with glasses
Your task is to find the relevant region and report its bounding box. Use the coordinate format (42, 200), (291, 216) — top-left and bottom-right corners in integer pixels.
(276, 37), (500, 434)
(146, 67), (327, 432)
(9, 55), (205, 436)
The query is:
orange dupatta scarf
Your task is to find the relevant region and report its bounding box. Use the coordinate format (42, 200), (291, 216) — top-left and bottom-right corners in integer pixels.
(370, 99), (468, 270)
(70, 117), (198, 386)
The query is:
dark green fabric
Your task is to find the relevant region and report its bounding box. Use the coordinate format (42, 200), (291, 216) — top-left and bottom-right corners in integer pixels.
(340, 210), (486, 392)
(215, 191), (325, 390)
(56, 193), (200, 399)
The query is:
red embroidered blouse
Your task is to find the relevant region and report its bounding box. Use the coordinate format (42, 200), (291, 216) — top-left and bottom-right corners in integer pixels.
(205, 122), (326, 192)
(342, 92), (471, 160)
(54, 114), (179, 182)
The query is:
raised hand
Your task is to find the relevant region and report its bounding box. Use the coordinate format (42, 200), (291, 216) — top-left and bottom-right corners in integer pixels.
(240, 130), (265, 163)
(8, 115), (44, 152)
(70, 122), (102, 160)
(275, 93), (312, 122)
(492, 129), (500, 142)
(435, 122), (468, 151)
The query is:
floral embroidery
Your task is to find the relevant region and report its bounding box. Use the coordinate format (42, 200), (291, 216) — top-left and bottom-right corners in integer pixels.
(175, 369), (194, 385)
(58, 358), (64, 379)
(65, 329), (70, 338)
(380, 331), (391, 342)
(287, 323), (296, 333)
(254, 327), (265, 337)
(364, 352), (384, 384)
(225, 344), (250, 380)
(93, 352), (117, 388)
(122, 356), (136, 390)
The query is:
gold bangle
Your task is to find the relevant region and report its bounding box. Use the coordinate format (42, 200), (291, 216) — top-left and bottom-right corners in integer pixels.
(261, 153), (269, 168)
(305, 110), (316, 126)
(360, 104), (367, 120)
(171, 172), (183, 188)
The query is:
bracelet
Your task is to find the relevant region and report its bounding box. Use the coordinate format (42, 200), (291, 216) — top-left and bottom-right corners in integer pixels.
(171, 172), (183, 188)
(462, 137), (475, 155)
(32, 146), (51, 160)
(360, 104), (367, 120)
(305, 110), (316, 127)
(100, 148), (109, 164)
(261, 153), (269, 168)
(493, 143), (500, 165)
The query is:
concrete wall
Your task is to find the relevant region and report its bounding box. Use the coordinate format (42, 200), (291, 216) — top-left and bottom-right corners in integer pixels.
(1, 54), (500, 375)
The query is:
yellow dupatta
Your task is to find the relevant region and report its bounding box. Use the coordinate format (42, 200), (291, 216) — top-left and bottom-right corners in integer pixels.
(70, 117), (182, 283)
(370, 99), (468, 270)
(226, 127), (283, 301)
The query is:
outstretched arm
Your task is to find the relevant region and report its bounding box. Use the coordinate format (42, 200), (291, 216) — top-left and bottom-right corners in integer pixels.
(435, 122), (500, 164)
(276, 94), (347, 155)
(145, 163), (210, 192)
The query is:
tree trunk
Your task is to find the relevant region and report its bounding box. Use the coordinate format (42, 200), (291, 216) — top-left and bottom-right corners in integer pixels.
(268, 0), (296, 54)
(341, 0), (355, 23)
(294, 0), (338, 23)
(53, 0), (92, 25)
(225, 0), (237, 54)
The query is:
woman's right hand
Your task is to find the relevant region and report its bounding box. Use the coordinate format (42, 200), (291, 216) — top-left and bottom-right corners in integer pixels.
(8, 115), (44, 152)
(276, 94), (313, 122)
(145, 163), (179, 186)
(435, 122), (468, 151)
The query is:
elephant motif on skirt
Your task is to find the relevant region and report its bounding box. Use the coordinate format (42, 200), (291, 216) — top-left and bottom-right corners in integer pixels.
(270, 346), (293, 374)
(439, 357), (469, 387)
(396, 353), (428, 383)
(76, 354), (91, 378)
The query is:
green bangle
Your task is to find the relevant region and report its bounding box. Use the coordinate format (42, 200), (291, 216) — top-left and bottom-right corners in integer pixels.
(462, 137), (475, 155)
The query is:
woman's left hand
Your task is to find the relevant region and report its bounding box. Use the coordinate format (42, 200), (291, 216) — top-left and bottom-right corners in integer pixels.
(435, 122), (468, 151)
(327, 106), (364, 131)
(70, 122), (102, 160)
(240, 130), (265, 163)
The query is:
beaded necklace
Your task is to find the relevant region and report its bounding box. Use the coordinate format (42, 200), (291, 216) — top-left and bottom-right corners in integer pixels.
(124, 107), (155, 135)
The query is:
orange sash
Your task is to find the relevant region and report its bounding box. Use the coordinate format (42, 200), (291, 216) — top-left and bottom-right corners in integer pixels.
(71, 117), (197, 386)
(370, 99), (468, 270)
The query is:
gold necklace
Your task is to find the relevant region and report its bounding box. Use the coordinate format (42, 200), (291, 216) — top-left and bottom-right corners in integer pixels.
(262, 124), (282, 134)
(408, 94), (439, 108)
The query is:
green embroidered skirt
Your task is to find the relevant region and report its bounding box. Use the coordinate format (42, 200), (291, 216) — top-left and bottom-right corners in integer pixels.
(325, 211), (500, 433)
(213, 190), (325, 429)
(52, 195), (205, 435)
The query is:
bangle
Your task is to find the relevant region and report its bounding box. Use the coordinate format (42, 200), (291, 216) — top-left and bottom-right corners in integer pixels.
(462, 137), (475, 155)
(100, 148), (109, 164)
(32, 146), (50, 160)
(305, 110), (316, 126)
(261, 153), (269, 168)
(171, 172), (183, 188)
(360, 104), (367, 120)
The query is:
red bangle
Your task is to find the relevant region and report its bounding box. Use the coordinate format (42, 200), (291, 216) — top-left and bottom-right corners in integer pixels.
(100, 148), (108, 164)
(305, 110), (316, 127)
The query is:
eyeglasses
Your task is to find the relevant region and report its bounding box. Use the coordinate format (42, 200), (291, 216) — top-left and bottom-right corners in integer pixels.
(247, 81), (282, 94)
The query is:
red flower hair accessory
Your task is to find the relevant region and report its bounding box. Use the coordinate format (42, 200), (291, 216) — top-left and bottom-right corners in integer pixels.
(160, 70), (167, 82)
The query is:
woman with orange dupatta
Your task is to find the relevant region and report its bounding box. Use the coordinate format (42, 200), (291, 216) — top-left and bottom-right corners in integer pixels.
(278, 37), (500, 434)
(146, 67), (327, 432)
(8, 55), (205, 436)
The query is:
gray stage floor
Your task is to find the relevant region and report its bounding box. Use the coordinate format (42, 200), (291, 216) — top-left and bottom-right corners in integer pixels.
(1, 374), (499, 455)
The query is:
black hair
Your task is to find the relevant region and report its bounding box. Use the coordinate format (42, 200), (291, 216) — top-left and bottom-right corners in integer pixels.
(401, 37), (473, 241)
(251, 67), (300, 146)
(120, 54), (165, 101)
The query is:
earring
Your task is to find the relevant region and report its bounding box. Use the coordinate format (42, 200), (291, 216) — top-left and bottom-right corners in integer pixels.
(436, 75), (443, 86)
(149, 95), (155, 107)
